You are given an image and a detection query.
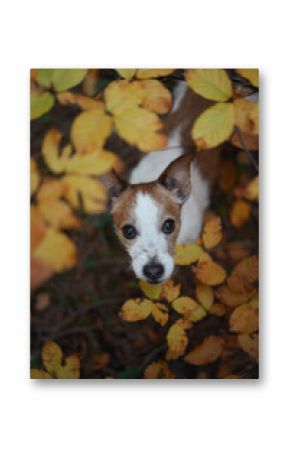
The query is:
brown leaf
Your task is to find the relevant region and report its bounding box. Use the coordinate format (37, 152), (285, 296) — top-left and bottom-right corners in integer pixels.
(229, 304), (258, 334)
(185, 336), (224, 365)
(227, 255), (259, 294)
(194, 260), (226, 286)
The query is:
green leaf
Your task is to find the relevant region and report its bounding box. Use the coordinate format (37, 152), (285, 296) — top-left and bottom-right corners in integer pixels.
(30, 92), (54, 120)
(36, 69), (54, 88)
(52, 69), (88, 92)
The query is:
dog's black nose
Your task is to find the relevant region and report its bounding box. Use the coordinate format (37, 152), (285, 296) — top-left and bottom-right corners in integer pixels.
(143, 264), (164, 282)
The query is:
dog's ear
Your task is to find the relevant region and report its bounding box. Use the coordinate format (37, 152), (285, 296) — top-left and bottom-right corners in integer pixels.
(158, 153), (192, 204)
(103, 170), (129, 210)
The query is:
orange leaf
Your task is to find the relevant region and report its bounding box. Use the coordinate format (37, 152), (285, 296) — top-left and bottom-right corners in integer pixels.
(229, 304), (258, 334)
(185, 336), (224, 365)
(151, 303), (169, 326)
(202, 215), (223, 249)
(166, 319), (192, 359)
(238, 333), (259, 360)
(162, 279), (181, 303)
(119, 298), (152, 322)
(227, 255), (258, 294)
(144, 360), (174, 379)
(216, 285), (256, 307)
(194, 260), (226, 286)
(196, 283), (214, 310)
(230, 200), (251, 228)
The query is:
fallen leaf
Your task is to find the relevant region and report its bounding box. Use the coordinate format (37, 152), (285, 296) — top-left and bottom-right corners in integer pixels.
(52, 69), (88, 92)
(35, 69), (54, 88)
(139, 279), (162, 300)
(62, 174), (107, 213)
(227, 255), (259, 293)
(243, 176), (259, 201)
(185, 69), (233, 101)
(167, 320), (191, 359)
(136, 69), (174, 79)
(116, 69), (137, 80)
(120, 298), (152, 321)
(230, 200), (251, 228)
(185, 336), (224, 365)
(236, 69), (259, 87)
(31, 92), (54, 120)
(238, 333), (259, 360)
(144, 360), (174, 379)
(162, 279), (181, 303)
(216, 285), (257, 307)
(151, 302), (169, 326)
(194, 260), (226, 286)
(192, 102), (234, 150)
(30, 369), (52, 379)
(174, 243), (203, 265)
(172, 296), (199, 318)
(234, 98), (258, 134)
(196, 283), (214, 310)
(57, 92), (104, 111)
(202, 215), (223, 249)
(229, 304), (258, 334)
(218, 159), (237, 192)
(139, 79), (172, 114)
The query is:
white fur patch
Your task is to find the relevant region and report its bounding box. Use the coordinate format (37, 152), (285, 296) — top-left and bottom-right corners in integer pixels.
(128, 192), (174, 282)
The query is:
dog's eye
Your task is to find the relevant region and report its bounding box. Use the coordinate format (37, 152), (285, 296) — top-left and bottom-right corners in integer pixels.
(122, 225), (137, 239)
(162, 219), (175, 234)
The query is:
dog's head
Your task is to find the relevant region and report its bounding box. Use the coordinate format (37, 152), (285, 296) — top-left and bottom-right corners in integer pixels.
(106, 154), (192, 284)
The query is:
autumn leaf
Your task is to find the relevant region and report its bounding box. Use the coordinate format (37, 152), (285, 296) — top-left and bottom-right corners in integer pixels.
(194, 260), (226, 286)
(230, 200), (251, 228)
(184, 336), (224, 365)
(227, 255), (259, 294)
(33, 227), (77, 272)
(113, 106), (167, 152)
(31, 369), (52, 379)
(216, 285), (257, 307)
(136, 69), (174, 79)
(166, 319), (192, 359)
(162, 279), (181, 303)
(57, 92), (104, 111)
(42, 129), (70, 173)
(139, 80), (172, 114)
(35, 69), (54, 88)
(31, 92), (54, 120)
(238, 333), (259, 360)
(174, 243), (203, 265)
(105, 80), (144, 112)
(151, 302), (169, 326)
(229, 304), (258, 334)
(192, 102), (234, 150)
(196, 283), (214, 311)
(243, 176), (259, 201)
(42, 340), (62, 373)
(219, 159), (237, 192)
(71, 109), (113, 154)
(139, 279), (162, 300)
(120, 298), (153, 321)
(236, 69), (259, 87)
(202, 215), (223, 249)
(172, 296), (199, 319)
(37, 197), (80, 229)
(31, 159), (40, 195)
(144, 360), (174, 379)
(116, 69), (137, 80)
(233, 98), (258, 134)
(62, 174), (107, 213)
(185, 69), (233, 102)
(52, 69), (88, 92)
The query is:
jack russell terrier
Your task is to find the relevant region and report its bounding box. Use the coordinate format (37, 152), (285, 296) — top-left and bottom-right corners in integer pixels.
(106, 83), (209, 284)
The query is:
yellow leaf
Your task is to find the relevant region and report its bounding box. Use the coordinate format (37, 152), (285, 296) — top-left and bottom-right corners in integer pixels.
(105, 80), (144, 113)
(238, 333), (259, 360)
(167, 320), (190, 359)
(42, 129), (71, 173)
(144, 360), (174, 379)
(37, 199), (80, 229)
(33, 228), (77, 272)
(30, 206), (47, 251)
(52, 69), (88, 92)
(194, 260), (226, 286)
(139, 80), (172, 114)
(116, 69), (137, 80)
(62, 174), (107, 213)
(196, 283), (214, 310)
(192, 103), (234, 150)
(37, 178), (65, 201)
(139, 279), (162, 300)
(185, 336), (224, 365)
(136, 69), (174, 79)
(174, 243), (203, 265)
(35, 69), (54, 88)
(172, 296), (199, 318)
(162, 279), (181, 303)
(230, 200), (251, 228)
(227, 255), (258, 294)
(56, 355), (80, 379)
(113, 106), (167, 152)
(243, 176), (259, 201)
(202, 215), (223, 249)
(151, 303), (169, 326)
(229, 304), (258, 334)
(119, 298), (153, 321)
(31, 159), (40, 195)
(30, 369), (52, 379)
(31, 92), (54, 120)
(216, 285), (257, 307)
(188, 305), (207, 322)
(233, 98), (259, 134)
(185, 69), (233, 101)
(42, 341), (62, 374)
(57, 92), (104, 111)
(65, 149), (119, 176)
(236, 69), (259, 87)
(71, 109), (113, 154)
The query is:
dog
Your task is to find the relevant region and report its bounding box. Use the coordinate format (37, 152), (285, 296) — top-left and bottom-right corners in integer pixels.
(106, 83), (209, 284)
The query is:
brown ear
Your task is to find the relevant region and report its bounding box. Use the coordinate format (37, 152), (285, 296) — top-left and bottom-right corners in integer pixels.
(103, 170), (128, 210)
(158, 153), (192, 203)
